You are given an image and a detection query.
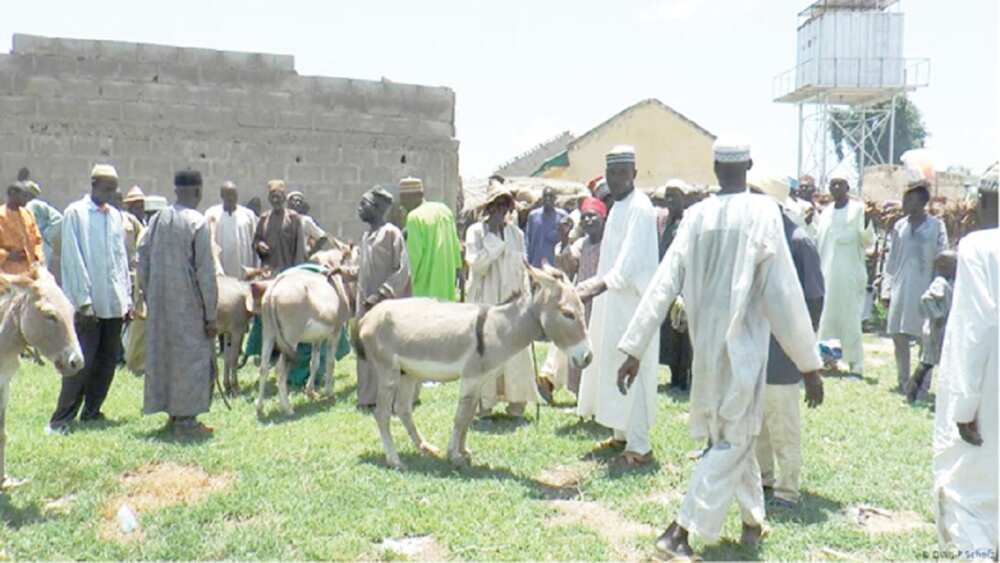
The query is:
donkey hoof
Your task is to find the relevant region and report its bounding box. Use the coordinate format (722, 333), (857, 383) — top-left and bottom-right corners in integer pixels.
(448, 453), (471, 468)
(419, 443), (441, 457)
(387, 458), (407, 471)
(305, 389), (317, 400)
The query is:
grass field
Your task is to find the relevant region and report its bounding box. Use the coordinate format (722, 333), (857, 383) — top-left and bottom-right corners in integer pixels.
(0, 335), (939, 560)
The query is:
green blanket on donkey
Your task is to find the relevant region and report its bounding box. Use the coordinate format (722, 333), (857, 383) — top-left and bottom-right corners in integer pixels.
(244, 264), (352, 386)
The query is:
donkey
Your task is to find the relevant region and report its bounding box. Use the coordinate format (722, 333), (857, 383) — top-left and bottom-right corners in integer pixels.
(255, 252), (357, 416)
(356, 264), (592, 470)
(215, 274), (260, 397)
(0, 269), (84, 488)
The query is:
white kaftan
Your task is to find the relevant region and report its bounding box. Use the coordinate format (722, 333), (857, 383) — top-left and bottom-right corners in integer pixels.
(577, 189), (660, 454)
(465, 220), (536, 410)
(932, 228), (998, 555)
(816, 200), (873, 369)
(204, 204), (258, 278)
(618, 192), (822, 542)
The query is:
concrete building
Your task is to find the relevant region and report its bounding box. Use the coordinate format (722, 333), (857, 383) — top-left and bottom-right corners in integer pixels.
(0, 34), (459, 239)
(531, 98), (716, 187)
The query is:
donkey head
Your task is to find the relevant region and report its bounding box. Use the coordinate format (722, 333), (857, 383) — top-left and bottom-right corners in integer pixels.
(1, 268), (84, 376)
(526, 263), (592, 370)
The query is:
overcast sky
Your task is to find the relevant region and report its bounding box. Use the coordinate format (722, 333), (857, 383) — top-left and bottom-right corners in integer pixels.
(3, 0), (997, 179)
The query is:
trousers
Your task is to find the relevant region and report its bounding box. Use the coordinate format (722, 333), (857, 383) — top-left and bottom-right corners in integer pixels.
(50, 317), (123, 428)
(755, 384), (802, 503)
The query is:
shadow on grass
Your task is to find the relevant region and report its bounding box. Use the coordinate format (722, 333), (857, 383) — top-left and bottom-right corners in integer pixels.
(471, 414), (531, 434)
(657, 384), (690, 401)
(554, 418), (606, 439)
(255, 394), (338, 424)
(0, 495), (45, 529)
(135, 424), (215, 444)
(71, 418), (128, 433)
(766, 490), (844, 526)
(357, 452), (582, 500)
(700, 538), (761, 562)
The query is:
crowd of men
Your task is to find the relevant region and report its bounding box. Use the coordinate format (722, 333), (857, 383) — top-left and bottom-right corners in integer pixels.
(0, 136), (995, 558)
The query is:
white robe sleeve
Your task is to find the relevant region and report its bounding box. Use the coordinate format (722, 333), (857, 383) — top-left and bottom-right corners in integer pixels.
(465, 223), (506, 275)
(761, 224), (824, 373)
(618, 216), (688, 359)
(943, 237), (996, 423)
(602, 201), (658, 296)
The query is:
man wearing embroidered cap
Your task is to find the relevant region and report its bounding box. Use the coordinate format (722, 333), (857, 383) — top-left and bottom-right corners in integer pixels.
(253, 179), (305, 273)
(139, 169), (218, 435)
(398, 177), (462, 301)
(353, 186), (410, 408)
(49, 164), (131, 433)
(814, 174), (873, 379)
(615, 136), (824, 557)
(575, 145), (661, 466)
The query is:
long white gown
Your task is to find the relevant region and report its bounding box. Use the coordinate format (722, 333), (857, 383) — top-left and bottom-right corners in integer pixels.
(577, 189), (660, 446)
(815, 200), (873, 369)
(465, 220), (536, 410)
(618, 192), (822, 542)
(932, 228), (998, 554)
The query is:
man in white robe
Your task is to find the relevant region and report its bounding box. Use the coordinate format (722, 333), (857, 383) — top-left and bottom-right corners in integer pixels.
(815, 175), (873, 377)
(616, 137), (824, 558)
(576, 145), (660, 466)
(932, 182), (997, 556)
(465, 186), (535, 417)
(204, 181), (258, 278)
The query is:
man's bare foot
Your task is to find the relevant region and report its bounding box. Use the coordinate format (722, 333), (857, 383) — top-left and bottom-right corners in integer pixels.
(655, 521), (694, 559)
(740, 522), (768, 547)
(615, 450), (654, 467)
(536, 376), (555, 405)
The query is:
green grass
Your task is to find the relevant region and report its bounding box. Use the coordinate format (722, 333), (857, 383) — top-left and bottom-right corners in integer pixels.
(0, 336), (938, 560)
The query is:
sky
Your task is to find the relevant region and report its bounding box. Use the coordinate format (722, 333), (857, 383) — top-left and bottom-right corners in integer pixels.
(3, 0), (997, 180)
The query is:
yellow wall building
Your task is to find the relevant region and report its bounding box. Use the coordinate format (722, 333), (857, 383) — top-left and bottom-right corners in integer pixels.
(533, 99), (717, 187)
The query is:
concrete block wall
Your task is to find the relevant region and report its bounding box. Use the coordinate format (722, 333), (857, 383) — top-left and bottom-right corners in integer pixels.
(0, 33), (459, 240)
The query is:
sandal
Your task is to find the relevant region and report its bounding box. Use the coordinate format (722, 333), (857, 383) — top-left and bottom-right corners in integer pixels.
(595, 437), (627, 450)
(615, 450), (654, 466)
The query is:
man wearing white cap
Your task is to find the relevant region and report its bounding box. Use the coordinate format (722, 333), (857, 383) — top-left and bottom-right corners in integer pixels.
(615, 138), (824, 557)
(815, 174), (873, 378)
(49, 164), (131, 433)
(576, 145), (660, 466)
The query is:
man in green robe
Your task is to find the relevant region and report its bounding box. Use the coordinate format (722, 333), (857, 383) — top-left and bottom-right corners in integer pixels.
(398, 177), (462, 301)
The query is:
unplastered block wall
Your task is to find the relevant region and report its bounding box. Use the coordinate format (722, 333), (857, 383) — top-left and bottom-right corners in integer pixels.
(0, 33), (459, 240)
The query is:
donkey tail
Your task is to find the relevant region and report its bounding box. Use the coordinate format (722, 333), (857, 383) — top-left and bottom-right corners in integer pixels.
(264, 292), (298, 365)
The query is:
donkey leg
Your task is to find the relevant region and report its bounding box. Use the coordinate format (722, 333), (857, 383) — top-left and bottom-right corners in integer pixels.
(375, 367), (403, 469)
(223, 333), (235, 396)
(231, 330), (245, 395)
(276, 355), (294, 416)
(460, 376), (492, 460)
(324, 332), (338, 398)
(396, 375), (438, 457)
(256, 338), (274, 415)
(305, 342), (322, 399)
(447, 376), (482, 466)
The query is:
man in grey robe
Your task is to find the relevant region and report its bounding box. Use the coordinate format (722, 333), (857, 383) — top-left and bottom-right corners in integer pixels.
(354, 187), (410, 408)
(138, 169), (219, 435)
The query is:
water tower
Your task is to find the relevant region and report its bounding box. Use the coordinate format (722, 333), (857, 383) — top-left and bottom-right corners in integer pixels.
(773, 0), (929, 191)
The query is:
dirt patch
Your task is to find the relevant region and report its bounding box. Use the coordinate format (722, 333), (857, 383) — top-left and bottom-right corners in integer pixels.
(847, 505), (931, 534)
(378, 535), (449, 560)
(545, 500), (654, 560)
(646, 489), (684, 507)
(99, 462), (234, 542)
(536, 461), (596, 500)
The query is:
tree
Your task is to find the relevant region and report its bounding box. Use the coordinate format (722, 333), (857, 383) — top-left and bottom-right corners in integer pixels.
(830, 95), (928, 167)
